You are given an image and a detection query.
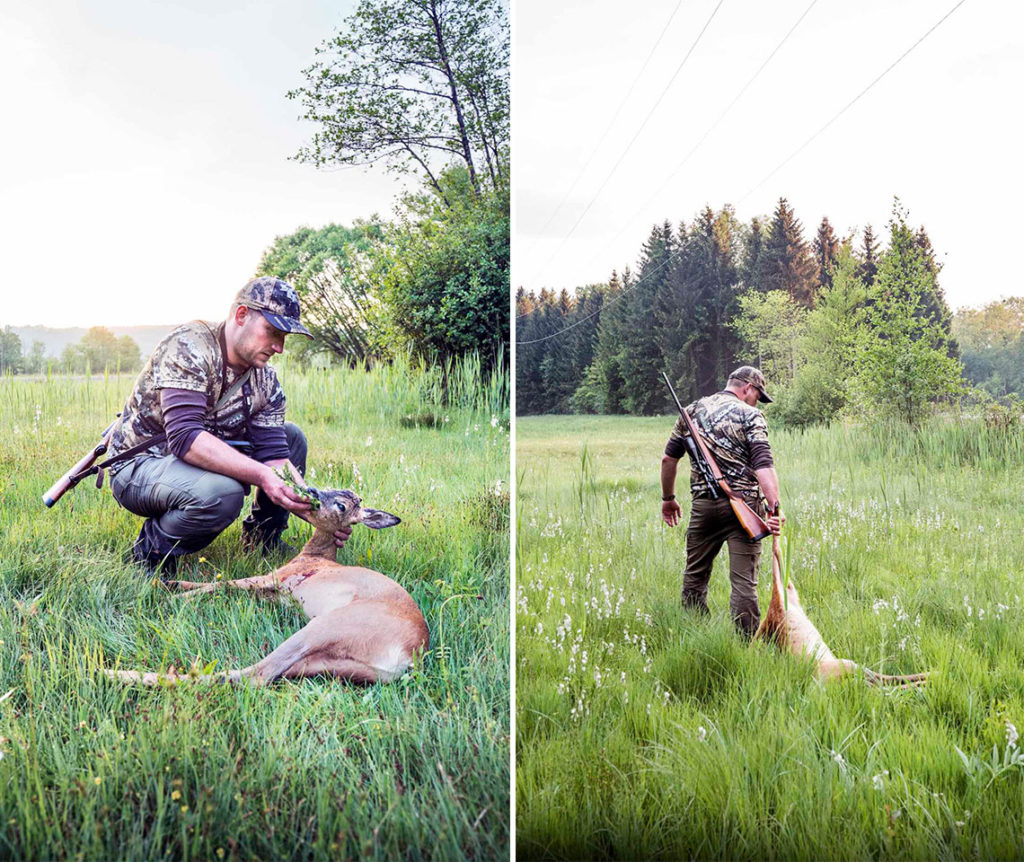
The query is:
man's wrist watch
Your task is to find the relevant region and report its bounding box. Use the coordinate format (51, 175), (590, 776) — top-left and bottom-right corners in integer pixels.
(662, 494), (676, 502)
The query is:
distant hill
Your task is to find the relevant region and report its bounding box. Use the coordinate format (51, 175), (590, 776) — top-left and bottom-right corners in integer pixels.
(8, 325), (178, 360)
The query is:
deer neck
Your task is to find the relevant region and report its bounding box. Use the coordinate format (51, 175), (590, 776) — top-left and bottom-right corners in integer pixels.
(300, 528), (340, 561)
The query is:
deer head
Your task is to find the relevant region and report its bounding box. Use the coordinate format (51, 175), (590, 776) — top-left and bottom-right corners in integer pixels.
(280, 461), (400, 535)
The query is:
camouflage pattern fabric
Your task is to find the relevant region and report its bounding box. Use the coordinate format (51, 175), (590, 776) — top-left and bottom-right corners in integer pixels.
(107, 321), (285, 473)
(667, 391), (770, 502)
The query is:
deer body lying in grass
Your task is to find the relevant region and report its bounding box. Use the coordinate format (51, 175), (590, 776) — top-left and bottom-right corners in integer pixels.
(108, 473), (428, 686)
(755, 537), (927, 687)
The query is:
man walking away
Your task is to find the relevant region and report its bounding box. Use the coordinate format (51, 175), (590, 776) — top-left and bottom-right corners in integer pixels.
(660, 366), (784, 637)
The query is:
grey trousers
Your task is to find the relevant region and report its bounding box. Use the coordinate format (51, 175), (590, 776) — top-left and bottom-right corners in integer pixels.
(682, 496), (763, 637)
(111, 423), (307, 559)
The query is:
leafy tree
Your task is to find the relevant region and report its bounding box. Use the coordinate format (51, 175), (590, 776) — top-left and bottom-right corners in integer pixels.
(258, 221), (385, 365)
(732, 290), (807, 388)
(116, 335), (141, 371)
(289, 0), (509, 199)
(375, 165), (508, 369)
(24, 340), (48, 375)
(61, 327), (141, 373)
(778, 248), (869, 426)
(0, 327), (23, 374)
(752, 198), (816, 306)
(853, 209), (963, 425)
(813, 216), (840, 291)
(954, 298), (1024, 397)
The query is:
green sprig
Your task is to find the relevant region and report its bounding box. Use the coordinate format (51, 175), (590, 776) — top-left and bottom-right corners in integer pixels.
(274, 467), (320, 509)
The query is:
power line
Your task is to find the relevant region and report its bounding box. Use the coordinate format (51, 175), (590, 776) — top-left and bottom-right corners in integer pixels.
(517, 0), (969, 348)
(520, 0), (727, 290)
(618, 0), (820, 242)
(517, 0), (817, 321)
(737, 0), (968, 204)
(523, 0), (685, 254)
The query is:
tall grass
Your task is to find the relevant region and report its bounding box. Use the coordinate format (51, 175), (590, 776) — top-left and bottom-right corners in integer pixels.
(0, 357), (509, 860)
(517, 414), (1024, 860)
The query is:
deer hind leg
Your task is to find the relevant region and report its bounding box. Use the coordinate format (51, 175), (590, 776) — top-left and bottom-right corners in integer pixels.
(106, 602), (425, 687)
(104, 625), (315, 687)
(251, 601), (426, 685)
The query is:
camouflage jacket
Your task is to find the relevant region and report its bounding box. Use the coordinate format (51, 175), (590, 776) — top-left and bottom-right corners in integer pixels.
(107, 321), (286, 473)
(666, 391), (771, 502)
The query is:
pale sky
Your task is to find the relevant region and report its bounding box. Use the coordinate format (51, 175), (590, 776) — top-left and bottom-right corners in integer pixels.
(514, 0), (1022, 311)
(0, 0), (408, 327)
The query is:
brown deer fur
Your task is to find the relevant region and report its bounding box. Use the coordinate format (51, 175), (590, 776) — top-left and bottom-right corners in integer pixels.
(754, 537), (927, 687)
(108, 480), (428, 687)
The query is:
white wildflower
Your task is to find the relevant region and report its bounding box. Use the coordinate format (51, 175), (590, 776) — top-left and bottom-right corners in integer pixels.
(697, 726), (707, 742)
(1007, 720), (1019, 749)
(365, 435), (373, 447)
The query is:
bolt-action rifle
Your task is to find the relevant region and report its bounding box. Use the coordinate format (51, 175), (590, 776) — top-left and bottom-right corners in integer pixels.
(42, 421), (118, 507)
(43, 422), (252, 508)
(662, 371), (771, 541)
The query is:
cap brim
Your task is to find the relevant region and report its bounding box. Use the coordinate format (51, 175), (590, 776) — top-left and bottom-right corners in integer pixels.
(758, 389), (773, 404)
(258, 309), (312, 338)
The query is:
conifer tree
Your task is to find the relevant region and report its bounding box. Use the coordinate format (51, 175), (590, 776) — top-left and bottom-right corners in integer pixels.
(577, 270), (631, 413)
(813, 216), (841, 291)
(660, 207), (741, 400)
(539, 289), (577, 412)
(739, 216), (763, 289)
(752, 198), (817, 306)
(858, 224), (880, 287)
(618, 222), (675, 414)
(515, 288), (555, 414)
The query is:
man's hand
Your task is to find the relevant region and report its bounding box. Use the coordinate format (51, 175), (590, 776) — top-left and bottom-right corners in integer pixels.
(258, 467), (313, 515)
(662, 499), (682, 527)
(333, 526), (352, 549)
(766, 508), (786, 536)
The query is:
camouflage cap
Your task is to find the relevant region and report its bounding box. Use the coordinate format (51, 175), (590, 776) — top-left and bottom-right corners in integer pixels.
(235, 277), (312, 338)
(729, 365), (772, 403)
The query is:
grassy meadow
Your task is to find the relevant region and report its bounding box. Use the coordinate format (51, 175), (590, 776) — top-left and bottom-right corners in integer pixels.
(517, 414), (1024, 860)
(0, 357), (509, 861)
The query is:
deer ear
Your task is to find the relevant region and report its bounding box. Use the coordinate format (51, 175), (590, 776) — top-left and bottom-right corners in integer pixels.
(359, 508), (400, 529)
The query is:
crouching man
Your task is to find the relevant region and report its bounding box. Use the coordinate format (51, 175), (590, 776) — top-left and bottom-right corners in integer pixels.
(107, 277), (350, 575)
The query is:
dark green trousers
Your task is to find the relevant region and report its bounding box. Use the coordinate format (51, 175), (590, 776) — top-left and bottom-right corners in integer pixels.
(111, 422), (306, 560)
(682, 496), (763, 637)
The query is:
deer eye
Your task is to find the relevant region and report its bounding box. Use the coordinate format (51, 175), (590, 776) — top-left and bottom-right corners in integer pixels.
(335, 501), (346, 513)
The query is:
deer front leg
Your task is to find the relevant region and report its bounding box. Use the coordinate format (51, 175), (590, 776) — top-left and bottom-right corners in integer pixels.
(164, 573), (283, 599)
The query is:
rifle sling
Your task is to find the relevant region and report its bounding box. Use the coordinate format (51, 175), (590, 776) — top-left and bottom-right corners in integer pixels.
(70, 369), (255, 485)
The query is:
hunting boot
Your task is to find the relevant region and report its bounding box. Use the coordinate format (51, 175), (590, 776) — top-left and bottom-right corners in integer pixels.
(125, 526), (179, 579)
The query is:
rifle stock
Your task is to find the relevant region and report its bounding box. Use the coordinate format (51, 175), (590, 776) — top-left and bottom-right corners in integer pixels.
(43, 425), (115, 508)
(662, 372), (771, 542)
